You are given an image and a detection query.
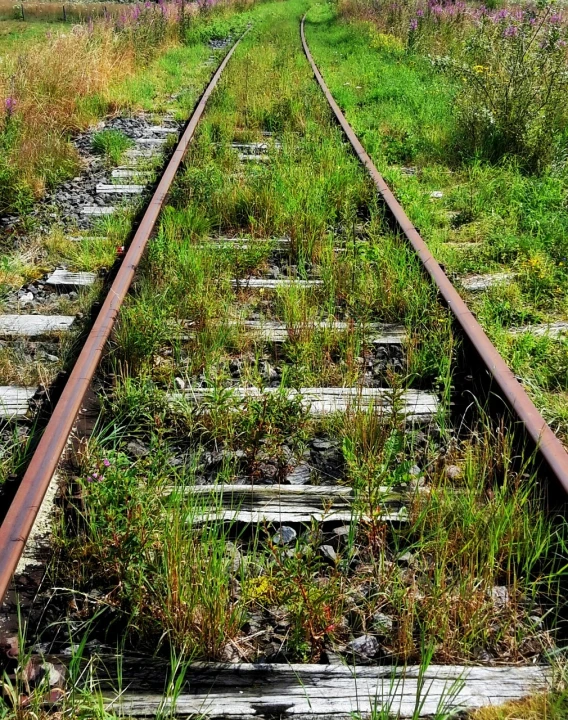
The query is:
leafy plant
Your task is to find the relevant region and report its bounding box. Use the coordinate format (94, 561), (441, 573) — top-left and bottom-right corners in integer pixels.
(440, 1), (568, 170)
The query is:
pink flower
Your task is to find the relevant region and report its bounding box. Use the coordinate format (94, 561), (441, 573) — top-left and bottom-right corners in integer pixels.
(103, 458), (111, 467)
(4, 97), (16, 116)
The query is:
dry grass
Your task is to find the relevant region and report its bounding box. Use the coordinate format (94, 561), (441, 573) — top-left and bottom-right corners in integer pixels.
(0, 4), (188, 207)
(470, 691), (568, 719)
(0, 2), (133, 23)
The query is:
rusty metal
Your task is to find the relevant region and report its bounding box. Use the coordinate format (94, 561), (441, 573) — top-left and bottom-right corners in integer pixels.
(0, 34), (245, 604)
(301, 15), (568, 495)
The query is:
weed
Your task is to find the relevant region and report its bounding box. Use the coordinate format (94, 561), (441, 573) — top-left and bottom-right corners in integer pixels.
(91, 129), (134, 166)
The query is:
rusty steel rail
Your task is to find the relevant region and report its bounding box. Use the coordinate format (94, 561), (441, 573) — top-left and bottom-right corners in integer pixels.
(301, 15), (568, 495)
(0, 33), (246, 604)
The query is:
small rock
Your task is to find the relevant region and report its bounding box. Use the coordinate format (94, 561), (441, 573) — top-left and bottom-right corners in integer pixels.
(430, 191), (444, 199)
(286, 463), (311, 485)
(397, 551), (414, 566)
(219, 642), (240, 663)
(346, 634), (379, 661)
(312, 438), (333, 451)
(474, 648), (493, 662)
(126, 439), (150, 458)
(319, 545), (338, 563)
(247, 612), (263, 634)
(19, 291), (34, 304)
(174, 376), (185, 390)
(273, 526), (297, 546)
(372, 612), (393, 636)
(324, 651), (345, 666)
(259, 462), (278, 481)
(333, 525), (351, 542)
(491, 586), (509, 608)
(445, 465), (462, 480)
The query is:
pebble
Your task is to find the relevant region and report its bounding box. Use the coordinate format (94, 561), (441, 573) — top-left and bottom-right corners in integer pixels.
(397, 551), (415, 566)
(259, 462), (278, 481)
(174, 376), (186, 390)
(445, 465), (462, 480)
(372, 612), (394, 635)
(319, 545), (338, 563)
(285, 463), (311, 485)
(491, 586), (510, 608)
(126, 439), (150, 458)
(333, 525), (351, 540)
(346, 634), (379, 661)
(273, 526), (297, 546)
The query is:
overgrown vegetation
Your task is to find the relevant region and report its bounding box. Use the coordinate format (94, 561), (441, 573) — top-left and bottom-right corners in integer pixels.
(0, 0), (253, 215)
(1, 2), (567, 719)
(43, 1), (567, 682)
(305, 1), (568, 443)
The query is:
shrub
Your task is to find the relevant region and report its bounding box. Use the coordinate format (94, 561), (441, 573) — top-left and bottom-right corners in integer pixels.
(440, 2), (568, 170)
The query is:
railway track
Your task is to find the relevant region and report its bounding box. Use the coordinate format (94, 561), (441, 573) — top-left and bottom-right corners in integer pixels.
(1, 6), (567, 718)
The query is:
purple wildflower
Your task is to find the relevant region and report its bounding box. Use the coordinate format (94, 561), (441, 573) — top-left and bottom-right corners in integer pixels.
(4, 97), (16, 116)
(409, 18), (418, 31)
(103, 458), (111, 467)
(503, 24), (518, 37)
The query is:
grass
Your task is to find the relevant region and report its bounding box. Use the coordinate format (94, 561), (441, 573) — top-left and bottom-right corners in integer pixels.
(0, 1), (254, 216)
(91, 129), (134, 167)
(470, 690), (568, 720)
(304, 2), (568, 444)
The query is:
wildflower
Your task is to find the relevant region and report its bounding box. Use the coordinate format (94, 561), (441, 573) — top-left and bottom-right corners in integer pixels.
(103, 458), (111, 467)
(473, 64), (487, 73)
(4, 96), (16, 116)
(409, 18), (418, 31)
(503, 25), (518, 38)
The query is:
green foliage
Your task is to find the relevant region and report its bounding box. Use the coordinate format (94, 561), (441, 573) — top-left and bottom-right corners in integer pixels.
(0, 116), (34, 214)
(439, 3), (568, 169)
(91, 128), (134, 166)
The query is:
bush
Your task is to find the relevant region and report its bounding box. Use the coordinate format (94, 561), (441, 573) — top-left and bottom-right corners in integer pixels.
(440, 2), (568, 170)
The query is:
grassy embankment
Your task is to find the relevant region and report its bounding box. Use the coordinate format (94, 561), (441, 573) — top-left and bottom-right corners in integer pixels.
(35, 0), (568, 708)
(305, 1), (568, 444)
